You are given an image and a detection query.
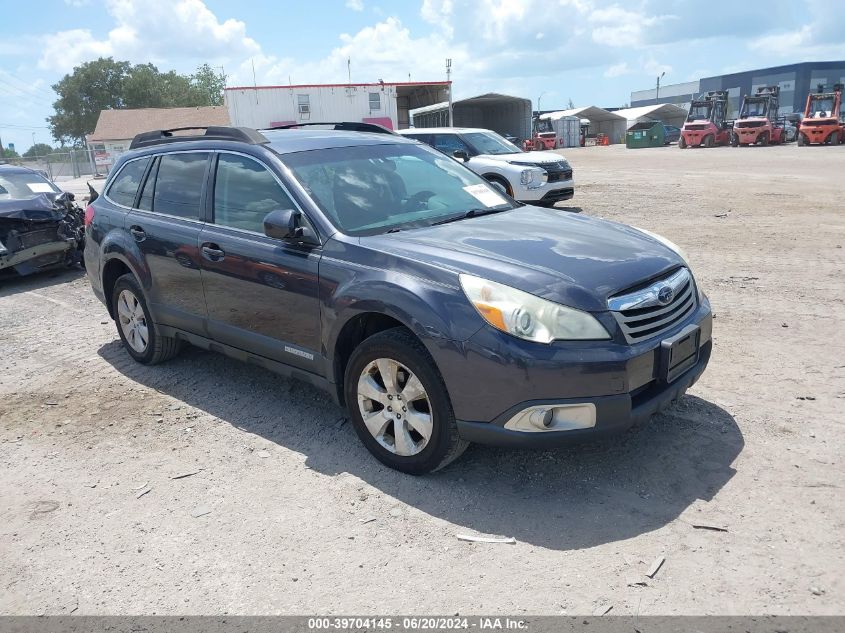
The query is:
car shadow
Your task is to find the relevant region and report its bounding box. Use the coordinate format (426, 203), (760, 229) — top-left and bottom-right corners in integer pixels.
(98, 341), (742, 551)
(0, 266), (84, 297)
(551, 205), (583, 213)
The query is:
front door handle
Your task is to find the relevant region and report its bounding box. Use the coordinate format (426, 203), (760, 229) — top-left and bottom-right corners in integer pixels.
(129, 225), (146, 241)
(201, 243), (225, 261)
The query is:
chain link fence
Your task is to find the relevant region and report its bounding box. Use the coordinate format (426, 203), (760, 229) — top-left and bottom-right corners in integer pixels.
(18, 148), (109, 182)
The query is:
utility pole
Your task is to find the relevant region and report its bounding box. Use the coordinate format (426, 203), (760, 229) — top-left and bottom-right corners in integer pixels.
(348, 57), (352, 84)
(656, 71), (666, 103)
(446, 58), (453, 126)
(537, 91), (547, 115)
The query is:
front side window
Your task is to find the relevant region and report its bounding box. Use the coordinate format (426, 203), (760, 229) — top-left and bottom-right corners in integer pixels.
(462, 132), (522, 155)
(369, 92), (381, 110)
(106, 157), (150, 207)
(283, 143), (516, 236)
(213, 154), (297, 232)
(152, 153), (209, 219)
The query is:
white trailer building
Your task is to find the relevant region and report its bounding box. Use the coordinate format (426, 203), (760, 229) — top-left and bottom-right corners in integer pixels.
(225, 81), (451, 131)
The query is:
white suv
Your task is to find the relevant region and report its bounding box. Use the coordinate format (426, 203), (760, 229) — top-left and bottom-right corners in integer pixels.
(398, 127), (574, 206)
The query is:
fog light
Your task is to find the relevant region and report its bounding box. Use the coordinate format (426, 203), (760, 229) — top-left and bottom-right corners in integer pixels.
(504, 403), (597, 433)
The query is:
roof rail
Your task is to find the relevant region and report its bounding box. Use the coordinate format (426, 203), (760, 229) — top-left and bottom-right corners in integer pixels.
(261, 121), (397, 135)
(129, 126), (268, 149)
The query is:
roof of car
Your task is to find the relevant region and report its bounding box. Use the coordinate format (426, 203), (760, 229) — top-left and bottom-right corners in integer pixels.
(0, 164), (40, 174)
(397, 127), (490, 134)
(262, 129), (418, 154)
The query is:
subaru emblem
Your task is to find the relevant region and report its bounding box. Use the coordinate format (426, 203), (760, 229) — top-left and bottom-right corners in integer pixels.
(657, 285), (674, 305)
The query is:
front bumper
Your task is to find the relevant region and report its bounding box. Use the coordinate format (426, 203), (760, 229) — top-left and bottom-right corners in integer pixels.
(516, 178), (575, 204)
(433, 299), (712, 447)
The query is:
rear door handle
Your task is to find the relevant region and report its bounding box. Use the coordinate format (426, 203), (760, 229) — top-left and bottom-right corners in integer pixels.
(129, 225), (146, 241)
(201, 243), (225, 261)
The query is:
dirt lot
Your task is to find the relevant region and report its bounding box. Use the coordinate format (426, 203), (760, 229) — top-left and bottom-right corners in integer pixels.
(1, 144), (842, 616)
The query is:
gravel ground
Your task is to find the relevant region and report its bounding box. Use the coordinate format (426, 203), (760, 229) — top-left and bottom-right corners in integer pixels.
(1, 143), (842, 616)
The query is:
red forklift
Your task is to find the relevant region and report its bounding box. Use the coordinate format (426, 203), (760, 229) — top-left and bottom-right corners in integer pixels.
(798, 83), (843, 146)
(679, 91), (732, 148)
(732, 85), (785, 146)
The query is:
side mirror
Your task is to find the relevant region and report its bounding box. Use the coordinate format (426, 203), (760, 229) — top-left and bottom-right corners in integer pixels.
(263, 209), (318, 245)
(453, 149), (470, 162)
(489, 181), (507, 195)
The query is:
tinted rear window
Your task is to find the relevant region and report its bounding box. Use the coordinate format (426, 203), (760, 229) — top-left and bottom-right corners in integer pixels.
(106, 158), (150, 207)
(152, 153), (209, 219)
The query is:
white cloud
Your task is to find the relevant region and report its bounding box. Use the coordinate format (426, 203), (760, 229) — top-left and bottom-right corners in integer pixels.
(604, 62), (630, 78)
(345, 0), (364, 11)
(38, 0), (260, 73)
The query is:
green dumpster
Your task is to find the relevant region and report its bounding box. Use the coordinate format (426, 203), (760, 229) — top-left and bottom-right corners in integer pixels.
(626, 121), (666, 148)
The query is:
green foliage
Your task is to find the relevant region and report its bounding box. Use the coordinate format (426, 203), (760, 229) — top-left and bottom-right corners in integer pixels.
(23, 143), (55, 158)
(1, 148), (20, 159)
(48, 58), (226, 146)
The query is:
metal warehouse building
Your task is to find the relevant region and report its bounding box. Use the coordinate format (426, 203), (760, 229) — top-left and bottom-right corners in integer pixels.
(410, 93), (533, 142)
(631, 61), (845, 117)
(225, 81), (451, 130)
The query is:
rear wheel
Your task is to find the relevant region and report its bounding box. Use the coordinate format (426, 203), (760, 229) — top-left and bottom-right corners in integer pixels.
(703, 135), (714, 148)
(678, 136), (687, 149)
(798, 133), (806, 146)
(759, 132), (769, 146)
(344, 328), (468, 474)
(112, 274), (181, 365)
(829, 131), (840, 145)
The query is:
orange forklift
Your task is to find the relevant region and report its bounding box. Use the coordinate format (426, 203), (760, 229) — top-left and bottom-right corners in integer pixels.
(679, 91), (732, 148)
(798, 83), (843, 146)
(732, 85), (785, 146)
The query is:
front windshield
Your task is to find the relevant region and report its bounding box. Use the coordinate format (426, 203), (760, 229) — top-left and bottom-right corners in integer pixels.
(687, 104), (712, 122)
(0, 172), (60, 200)
(741, 99), (768, 118)
(463, 131), (522, 155)
(808, 96), (835, 118)
(283, 143), (516, 236)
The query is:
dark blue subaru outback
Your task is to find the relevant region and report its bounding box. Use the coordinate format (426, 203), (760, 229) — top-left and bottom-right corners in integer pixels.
(84, 124), (712, 474)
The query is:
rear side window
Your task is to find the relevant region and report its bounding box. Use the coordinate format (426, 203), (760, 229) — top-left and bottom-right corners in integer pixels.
(152, 153), (209, 219)
(213, 154), (296, 232)
(433, 134), (471, 156)
(137, 157), (158, 211)
(106, 158), (150, 207)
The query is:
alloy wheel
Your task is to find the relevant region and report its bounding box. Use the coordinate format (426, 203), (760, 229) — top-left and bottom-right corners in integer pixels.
(117, 289), (149, 353)
(357, 358), (433, 456)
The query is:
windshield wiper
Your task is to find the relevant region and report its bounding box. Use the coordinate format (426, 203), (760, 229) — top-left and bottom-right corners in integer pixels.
(429, 207), (509, 226)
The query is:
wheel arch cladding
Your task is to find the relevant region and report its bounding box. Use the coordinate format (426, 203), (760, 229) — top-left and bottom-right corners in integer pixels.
(102, 258), (133, 317)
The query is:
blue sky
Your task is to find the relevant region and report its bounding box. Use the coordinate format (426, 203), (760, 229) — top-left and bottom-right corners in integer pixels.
(1, 0), (843, 152)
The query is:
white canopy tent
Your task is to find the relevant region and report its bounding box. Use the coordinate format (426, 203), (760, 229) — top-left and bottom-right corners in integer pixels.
(542, 107), (627, 143)
(613, 104), (689, 129)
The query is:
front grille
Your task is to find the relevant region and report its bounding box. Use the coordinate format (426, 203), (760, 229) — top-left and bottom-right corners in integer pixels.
(609, 268), (697, 343)
(547, 169), (573, 183)
(736, 120), (765, 128)
(685, 124), (708, 130)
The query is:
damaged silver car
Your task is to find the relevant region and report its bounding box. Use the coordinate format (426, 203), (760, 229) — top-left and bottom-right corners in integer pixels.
(0, 165), (85, 277)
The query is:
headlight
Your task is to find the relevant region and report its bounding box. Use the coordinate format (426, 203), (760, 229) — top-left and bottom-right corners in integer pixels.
(459, 274), (610, 342)
(634, 227), (689, 263)
(519, 168), (547, 188)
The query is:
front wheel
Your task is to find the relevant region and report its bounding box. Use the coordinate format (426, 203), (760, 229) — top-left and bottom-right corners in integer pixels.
(344, 328), (468, 474)
(797, 133), (806, 146)
(758, 132), (769, 146)
(678, 136), (687, 149)
(829, 131), (840, 145)
(703, 135), (714, 148)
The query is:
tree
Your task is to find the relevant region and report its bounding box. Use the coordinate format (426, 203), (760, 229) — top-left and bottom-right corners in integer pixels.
(1, 148), (20, 159)
(191, 64), (225, 106)
(23, 143), (54, 158)
(48, 57), (131, 146)
(48, 58), (227, 145)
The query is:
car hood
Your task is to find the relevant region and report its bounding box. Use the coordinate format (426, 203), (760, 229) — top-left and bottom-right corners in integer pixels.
(477, 150), (567, 165)
(362, 206), (683, 312)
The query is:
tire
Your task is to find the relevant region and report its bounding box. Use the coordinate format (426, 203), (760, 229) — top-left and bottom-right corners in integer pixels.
(344, 327), (469, 474)
(484, 175), (513, 198)
(759, 132), (769, 146)
(829, 131), (839, 145)
(797, 133), (806, 146)
(703, 135), (714, 148)
(678, 136), (687, 149)
(112, 273), (181, 365)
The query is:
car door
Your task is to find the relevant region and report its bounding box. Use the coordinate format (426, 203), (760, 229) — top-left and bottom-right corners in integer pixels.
(125, 151), (211, 334)
(198, 151), (321, 373)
